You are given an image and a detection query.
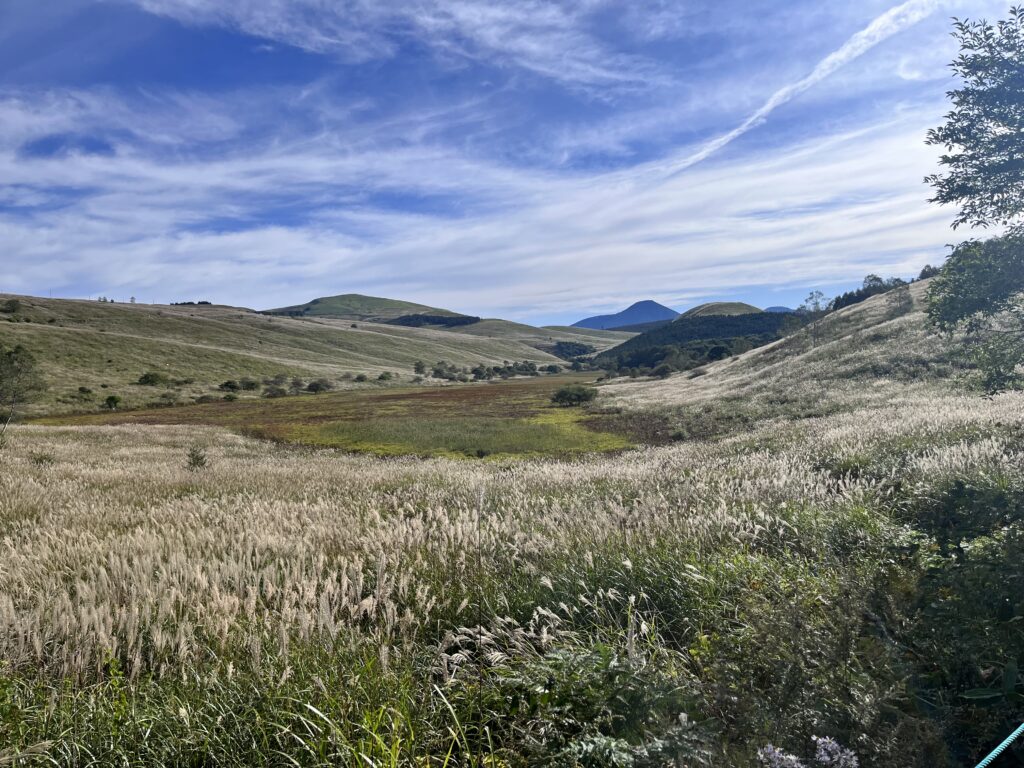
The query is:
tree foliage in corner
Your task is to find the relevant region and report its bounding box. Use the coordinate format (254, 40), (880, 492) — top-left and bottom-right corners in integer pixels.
(928, 236), (1024, 391)
(0, 345), (44, 444)
(926, 7), (1024, 231)
(926, 7), (1024, 391)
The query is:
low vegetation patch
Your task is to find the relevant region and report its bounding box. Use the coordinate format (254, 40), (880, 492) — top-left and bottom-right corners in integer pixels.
(37, 374), (626, 458)
(551, 383), (597, 406)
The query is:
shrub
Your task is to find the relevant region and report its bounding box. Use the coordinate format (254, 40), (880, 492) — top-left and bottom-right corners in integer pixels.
(354, 374), (368, 383)
(185, 445), (207, 472)
(551, 384), (597, 407)
(1, 298), (21, 314)
(306, 378), (333, 394)
(29, 451), (55, 466)
(137, 372), (167, 386)
(103, 395), (121, 410)
(377, 372), (393, 381)
(219, 380), (241, 392)
(543, 364), (562, 374)
(222, 393), (238, 402)
(652, 364), (674, 379)
(239, 378), (260, 391)
(194, 395), (219, 404)
(78, 386), (93, 395)
(263, 386), (287, 398)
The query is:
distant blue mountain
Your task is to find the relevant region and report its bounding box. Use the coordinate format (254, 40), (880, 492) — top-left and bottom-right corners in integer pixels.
(572, 300), (679, 330)
(765, 306), (794, 313)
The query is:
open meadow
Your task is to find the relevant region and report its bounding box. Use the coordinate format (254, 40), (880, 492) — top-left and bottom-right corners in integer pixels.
(35, 373), (630, 458)
(3, 378), (1023, 765)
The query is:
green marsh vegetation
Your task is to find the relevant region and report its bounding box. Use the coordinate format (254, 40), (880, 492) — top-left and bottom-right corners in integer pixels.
(38, 374), (629, 459)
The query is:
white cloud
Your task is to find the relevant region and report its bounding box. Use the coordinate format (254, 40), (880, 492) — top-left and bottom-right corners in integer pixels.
(0, 85), (954, 320)
(2, 0), (993, 321)
(125, 0), (664, 88)
(656, 0), (948, 176)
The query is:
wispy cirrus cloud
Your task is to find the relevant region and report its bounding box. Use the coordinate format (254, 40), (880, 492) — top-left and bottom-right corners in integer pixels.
(125, 0), (664, 88)
(658, 0), (949, 176)
(0, 80), (952, 320)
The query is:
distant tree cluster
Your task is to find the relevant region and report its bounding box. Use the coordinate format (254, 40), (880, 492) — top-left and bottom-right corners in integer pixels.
(594, 312), (796, 377)
(416, 359), (553, 382)
(551, 341), (596, 360)
(386, 314), (481, 328)
(599, 336), (767, 377)
(828, 275), (908, 312)
(171, 301), (213, 306)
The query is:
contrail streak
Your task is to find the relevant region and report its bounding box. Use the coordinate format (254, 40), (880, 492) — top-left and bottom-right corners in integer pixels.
(661, 0), (947, 178)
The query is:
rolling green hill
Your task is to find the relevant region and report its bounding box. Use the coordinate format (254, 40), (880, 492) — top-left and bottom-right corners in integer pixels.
(595, 310), (793, 370)
(450, 320), (633, 352)
(0, 295), (562, 415)
(261, 294), (630, 355)
(680, 301), (763, 317)
(265, 293), (463, 321)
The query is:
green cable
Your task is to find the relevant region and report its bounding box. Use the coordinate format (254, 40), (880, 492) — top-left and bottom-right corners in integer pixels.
(976, 722), (1024, 768)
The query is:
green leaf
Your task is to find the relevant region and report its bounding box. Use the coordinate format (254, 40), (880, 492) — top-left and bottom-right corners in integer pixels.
(1004, 660), (1019, 695)
(962, 688), (1005, 700)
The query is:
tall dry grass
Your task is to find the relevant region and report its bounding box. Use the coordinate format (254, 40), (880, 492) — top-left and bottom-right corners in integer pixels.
(1, 389), (1022, 765)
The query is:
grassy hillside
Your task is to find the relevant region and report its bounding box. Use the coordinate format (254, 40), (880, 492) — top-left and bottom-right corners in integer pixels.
(681, 301), (763, 317)
(265, 293), (462, 320)
(601, 280), (966, 435)
(450, 319), (633, 353)
(0, 295), (561, 415)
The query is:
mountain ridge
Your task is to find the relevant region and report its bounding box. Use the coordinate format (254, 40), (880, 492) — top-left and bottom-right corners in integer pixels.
(572, 300), (679, 330)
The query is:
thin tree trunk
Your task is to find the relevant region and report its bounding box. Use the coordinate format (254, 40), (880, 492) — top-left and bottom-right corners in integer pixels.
(0, 395), (17, 446)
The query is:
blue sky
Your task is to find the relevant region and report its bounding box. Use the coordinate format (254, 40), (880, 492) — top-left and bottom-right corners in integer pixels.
(0, 0), (1008, 325)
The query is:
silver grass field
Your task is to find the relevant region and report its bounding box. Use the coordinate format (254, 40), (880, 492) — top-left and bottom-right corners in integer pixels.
(1, 379), (1022, 765)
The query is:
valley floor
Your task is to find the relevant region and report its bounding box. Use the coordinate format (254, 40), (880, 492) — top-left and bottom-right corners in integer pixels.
(35, 373), (630, 458)
(2, 386), (1023, 766)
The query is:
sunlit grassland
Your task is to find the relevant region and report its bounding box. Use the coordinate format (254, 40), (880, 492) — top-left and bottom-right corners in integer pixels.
(37, 374), (630, 458)
(3, 391), (1024, 766)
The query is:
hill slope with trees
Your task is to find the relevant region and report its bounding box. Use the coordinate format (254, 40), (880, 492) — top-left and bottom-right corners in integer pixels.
(601, 279), (963, 432)
(0, 295), (564, 414)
